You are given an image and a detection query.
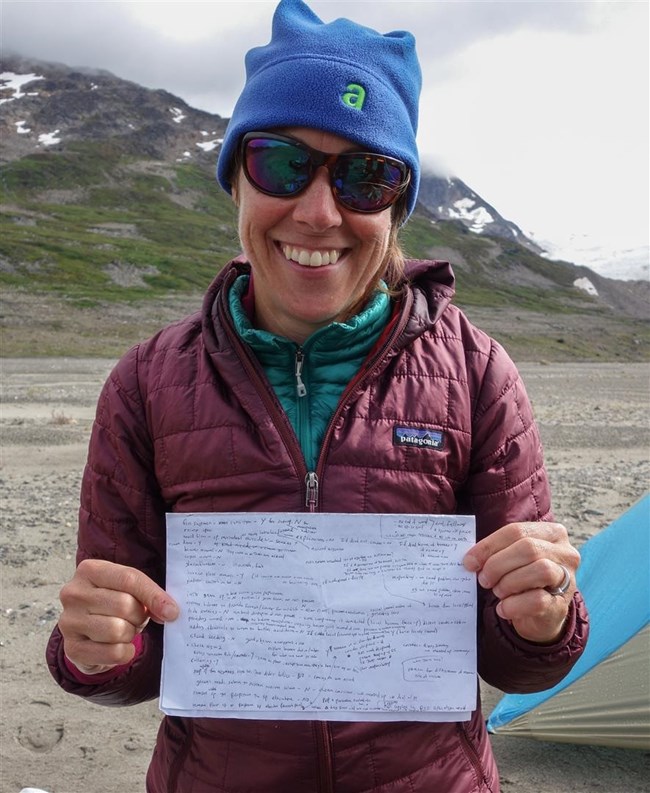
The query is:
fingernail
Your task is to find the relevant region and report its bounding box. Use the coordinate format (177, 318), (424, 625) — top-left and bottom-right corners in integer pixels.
(161, 603), (179, 621)
(463, 556), (479, 572)
(478, 572), (490, 588)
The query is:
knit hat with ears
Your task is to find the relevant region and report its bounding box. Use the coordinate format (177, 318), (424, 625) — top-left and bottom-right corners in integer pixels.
(216, 0), (422, 218)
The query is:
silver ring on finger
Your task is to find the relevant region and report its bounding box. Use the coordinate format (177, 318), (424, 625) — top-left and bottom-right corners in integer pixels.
(546, 563), (571, 596)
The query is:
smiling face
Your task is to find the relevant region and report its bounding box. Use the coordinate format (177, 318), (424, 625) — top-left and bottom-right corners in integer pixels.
(233, 127), (395, 344)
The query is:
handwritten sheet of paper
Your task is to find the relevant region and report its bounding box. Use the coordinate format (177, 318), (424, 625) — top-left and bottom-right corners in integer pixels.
(161, 512), (476, 722)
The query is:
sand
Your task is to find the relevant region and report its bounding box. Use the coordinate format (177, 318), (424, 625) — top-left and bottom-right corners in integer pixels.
(1, 357), (649, 793)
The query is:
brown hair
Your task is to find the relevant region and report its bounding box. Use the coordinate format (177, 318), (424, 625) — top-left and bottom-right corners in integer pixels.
(382, 194), (408, 293)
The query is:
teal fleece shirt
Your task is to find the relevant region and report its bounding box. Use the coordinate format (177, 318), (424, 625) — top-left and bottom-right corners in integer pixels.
(229, 275), (391, 471)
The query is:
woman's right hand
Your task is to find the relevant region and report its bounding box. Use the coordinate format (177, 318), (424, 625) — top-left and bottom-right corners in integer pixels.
(58, 559), (179, 675)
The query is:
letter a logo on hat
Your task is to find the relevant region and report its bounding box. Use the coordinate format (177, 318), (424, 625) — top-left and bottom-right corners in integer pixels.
(342, 83), (366, 110)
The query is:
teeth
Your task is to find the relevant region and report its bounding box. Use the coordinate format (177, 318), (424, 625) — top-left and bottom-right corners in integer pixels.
(282, 245), (341, 267)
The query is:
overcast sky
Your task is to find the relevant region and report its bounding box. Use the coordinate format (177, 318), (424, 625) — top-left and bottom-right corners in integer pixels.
(3, 0), (649, 275)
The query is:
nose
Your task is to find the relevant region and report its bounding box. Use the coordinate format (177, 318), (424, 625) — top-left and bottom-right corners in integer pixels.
(291, 167), (342, 230)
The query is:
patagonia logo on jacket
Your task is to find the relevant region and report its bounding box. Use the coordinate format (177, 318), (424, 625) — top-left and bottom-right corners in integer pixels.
(393, 426), (445, 450)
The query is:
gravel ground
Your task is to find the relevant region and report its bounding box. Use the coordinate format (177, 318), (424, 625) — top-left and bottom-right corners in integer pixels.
(1, 357), (648, 793)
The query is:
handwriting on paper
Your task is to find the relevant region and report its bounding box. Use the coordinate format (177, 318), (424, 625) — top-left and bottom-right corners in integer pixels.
(161, 512), (476, 722)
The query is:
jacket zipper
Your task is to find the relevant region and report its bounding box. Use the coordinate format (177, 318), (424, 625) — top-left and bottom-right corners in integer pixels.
(218, 276), (410, 793)
(306, 295), (410, 793)
(305, 471), (319, 511)
(314, 290), (413, 485)
(221, 309), (333, 789)
(220, 298), (322, 519)
(314, 721), (335, 793)
(458, 723), (494, 792)
(303, 292), (412, 514)
(220, 274), (412, 513)
(167, 719), (195, 793)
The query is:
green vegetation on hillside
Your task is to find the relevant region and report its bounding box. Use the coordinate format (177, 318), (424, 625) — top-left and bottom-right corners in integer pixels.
(1, 143), (240, 303)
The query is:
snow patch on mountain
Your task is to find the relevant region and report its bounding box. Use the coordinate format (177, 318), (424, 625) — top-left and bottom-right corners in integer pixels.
(448, 198), (494, 233)
(38, 130), (62, 146)
(574, 277), (598, 296)
(0, 70), (43, 104)
(196, 137), (222, 153)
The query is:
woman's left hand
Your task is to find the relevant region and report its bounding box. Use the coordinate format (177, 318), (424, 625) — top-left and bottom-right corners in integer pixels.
(463, 522), (581, 644)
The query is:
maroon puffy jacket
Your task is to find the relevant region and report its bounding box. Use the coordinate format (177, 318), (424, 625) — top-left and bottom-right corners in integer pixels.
(47, 259), (588, 792)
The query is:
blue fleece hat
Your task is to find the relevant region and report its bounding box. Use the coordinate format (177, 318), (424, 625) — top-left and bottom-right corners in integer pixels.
(216, 0), (422, 218)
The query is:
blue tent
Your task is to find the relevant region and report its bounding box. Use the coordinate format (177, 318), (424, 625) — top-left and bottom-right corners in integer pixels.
(488, 493), (650, 749)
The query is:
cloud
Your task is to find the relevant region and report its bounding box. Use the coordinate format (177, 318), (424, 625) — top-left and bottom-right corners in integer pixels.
(418, 5), (649, 245)
(3, 0), (600, 116)
(310, 1), (598, 69)
(2, 1), (269, 113)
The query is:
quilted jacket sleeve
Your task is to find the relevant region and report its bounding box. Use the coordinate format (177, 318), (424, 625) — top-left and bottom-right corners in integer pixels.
(461, 339), (589, 694)
(46, 344), (168, 706)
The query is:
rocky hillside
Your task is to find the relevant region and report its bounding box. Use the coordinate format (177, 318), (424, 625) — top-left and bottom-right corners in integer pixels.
(417, 171), (543, 254)
(0, 55), (227, 165)
(1, 55), (647, 361)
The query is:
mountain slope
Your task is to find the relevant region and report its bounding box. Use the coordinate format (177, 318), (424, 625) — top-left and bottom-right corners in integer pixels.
(417, 171), (543, 254)
(1, 55), (647, 361)
(1, 55), (227, 164)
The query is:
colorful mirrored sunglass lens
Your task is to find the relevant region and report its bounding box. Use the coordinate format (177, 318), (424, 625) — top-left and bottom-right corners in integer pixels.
(246, 139), (311, 195)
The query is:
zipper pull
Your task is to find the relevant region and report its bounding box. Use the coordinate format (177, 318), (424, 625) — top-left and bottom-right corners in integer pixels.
(305, 471), (319, 511)
(295, 349), (307, 397)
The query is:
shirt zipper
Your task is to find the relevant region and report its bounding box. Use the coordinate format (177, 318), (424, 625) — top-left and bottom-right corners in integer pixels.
(295, 348), (307, 397)
(295, 347), (315, 469)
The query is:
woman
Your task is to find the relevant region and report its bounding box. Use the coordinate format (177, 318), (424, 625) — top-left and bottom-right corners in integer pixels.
(47, 1), (588, 791)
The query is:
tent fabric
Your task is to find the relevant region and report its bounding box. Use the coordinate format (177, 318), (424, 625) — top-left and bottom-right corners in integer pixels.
(487, 493), (650, 749)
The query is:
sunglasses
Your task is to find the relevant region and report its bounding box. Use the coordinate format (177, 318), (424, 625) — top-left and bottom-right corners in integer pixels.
(240, 132), (410, 214)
